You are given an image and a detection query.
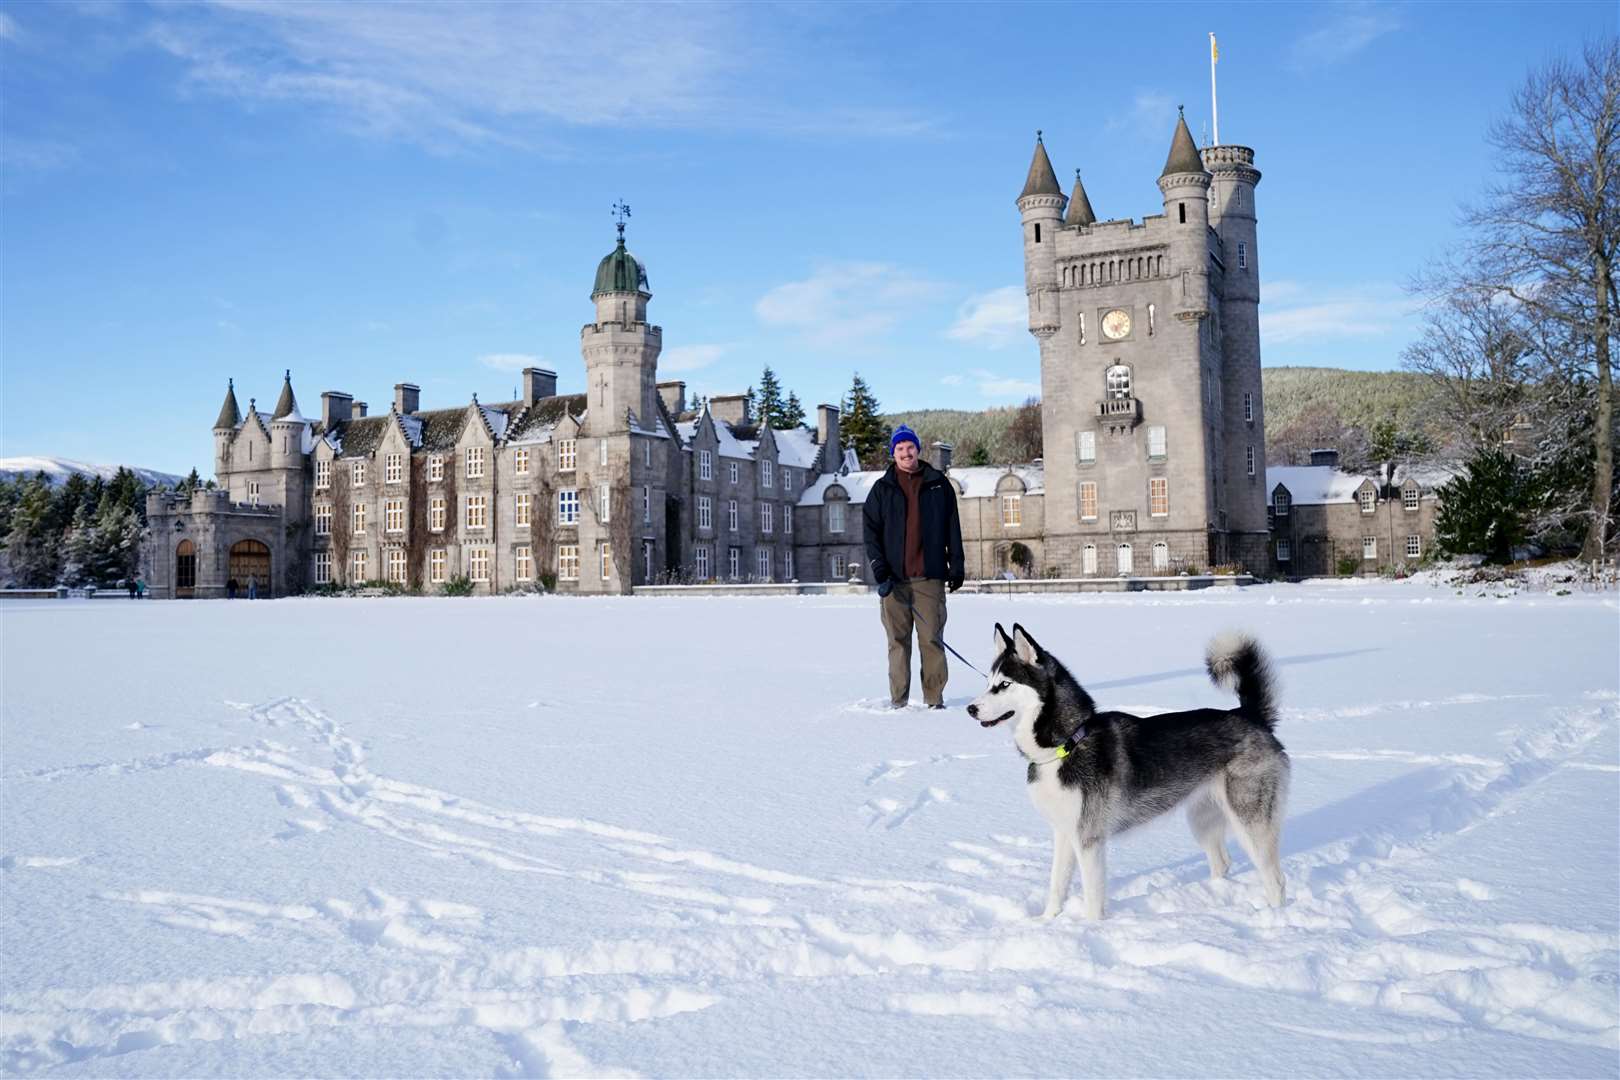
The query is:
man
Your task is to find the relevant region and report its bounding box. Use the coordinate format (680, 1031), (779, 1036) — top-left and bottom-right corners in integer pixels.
(863, 425), (965, 709)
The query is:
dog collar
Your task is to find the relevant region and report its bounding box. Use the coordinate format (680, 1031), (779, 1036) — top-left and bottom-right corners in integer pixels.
(1029, 726), (1088, 766)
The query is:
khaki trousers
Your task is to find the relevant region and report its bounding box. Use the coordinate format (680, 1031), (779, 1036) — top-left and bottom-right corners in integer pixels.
(880, 578), (948, 707)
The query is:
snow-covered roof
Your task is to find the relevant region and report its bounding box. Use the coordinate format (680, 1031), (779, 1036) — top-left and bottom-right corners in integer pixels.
(1267, 466), (1372, 506)
(714, 420), (751, 459)
(479, 405), (510, 441)
(948, 464), (1045, 499)
(774, 426), (821, 469)
(799, 469), (884, 507)
(1384, 462), (1455, 491)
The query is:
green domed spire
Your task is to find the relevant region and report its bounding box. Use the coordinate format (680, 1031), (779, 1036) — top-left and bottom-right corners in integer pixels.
(592, 237), (648, 297)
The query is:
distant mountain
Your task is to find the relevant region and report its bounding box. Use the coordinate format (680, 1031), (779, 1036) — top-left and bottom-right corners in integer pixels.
(0, 456), (187, 490)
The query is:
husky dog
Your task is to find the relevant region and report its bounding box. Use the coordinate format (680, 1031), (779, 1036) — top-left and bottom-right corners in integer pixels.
(967, 624), (1289, 920)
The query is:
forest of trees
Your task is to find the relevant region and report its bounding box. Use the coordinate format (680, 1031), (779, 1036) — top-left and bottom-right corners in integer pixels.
(0, 468), (176, 588)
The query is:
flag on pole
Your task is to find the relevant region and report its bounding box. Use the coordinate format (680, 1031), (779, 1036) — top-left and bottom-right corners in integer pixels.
(1211, 33), (1219, 63)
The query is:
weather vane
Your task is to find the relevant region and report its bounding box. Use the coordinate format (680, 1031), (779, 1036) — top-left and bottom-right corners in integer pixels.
(612, 200), (631, 242)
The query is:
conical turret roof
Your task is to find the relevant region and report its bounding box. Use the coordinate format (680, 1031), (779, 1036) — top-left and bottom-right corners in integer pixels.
(214, 379), (241, 430)
(1019, 131), (1062, 199)
(1160, 108), (1207, 178)
(1064, 169), (1096, 226)
(271, 369), (299, 420)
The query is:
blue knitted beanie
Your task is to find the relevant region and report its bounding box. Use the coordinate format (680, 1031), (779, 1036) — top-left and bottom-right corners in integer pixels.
(889, 425), (920, 454)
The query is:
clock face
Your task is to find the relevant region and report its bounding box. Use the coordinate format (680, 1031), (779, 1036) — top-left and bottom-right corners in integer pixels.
(1102, 309), (1132, 340)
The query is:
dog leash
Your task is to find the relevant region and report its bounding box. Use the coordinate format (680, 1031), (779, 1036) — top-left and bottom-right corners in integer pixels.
(891, 580), (988, 678)
(1029, 728), (1090, 766)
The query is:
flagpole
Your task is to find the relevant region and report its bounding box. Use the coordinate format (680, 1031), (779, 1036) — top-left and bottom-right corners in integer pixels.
(1209, 32), (1220, 146)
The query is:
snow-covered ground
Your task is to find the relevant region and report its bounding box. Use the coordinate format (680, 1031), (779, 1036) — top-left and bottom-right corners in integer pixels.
(3, 582), (1616, 1078)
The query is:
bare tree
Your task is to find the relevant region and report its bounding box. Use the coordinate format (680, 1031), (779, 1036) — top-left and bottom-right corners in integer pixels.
(1268, 404), (1371, 470)
(1466, 41), (1619, 562)
(1001, 397), (1044, 463)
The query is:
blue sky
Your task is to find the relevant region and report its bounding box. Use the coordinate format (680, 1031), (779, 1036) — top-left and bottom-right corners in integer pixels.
(2, 1), (1614, 475)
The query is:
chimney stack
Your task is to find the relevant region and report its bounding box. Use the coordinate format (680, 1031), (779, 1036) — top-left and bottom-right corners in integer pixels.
(394, 383), (420, 415)
(931, 441), (954, 472)
(522, 367), (557, 405)
(816, 405), (842, 475)
(709, 394), (751, 426)
(351, 401), (368, 419)
(320, 391), (354, 429)
(1310, 448), (1340, 468)
(657, 380), (687, 415)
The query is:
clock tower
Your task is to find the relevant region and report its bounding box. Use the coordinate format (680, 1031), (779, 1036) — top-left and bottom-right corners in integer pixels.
(1017, 110), (1269, 575)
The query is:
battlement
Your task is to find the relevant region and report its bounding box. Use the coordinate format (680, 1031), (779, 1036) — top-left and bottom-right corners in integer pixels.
(580, 322), (663, 338)
(1200, 145), (1255, 168)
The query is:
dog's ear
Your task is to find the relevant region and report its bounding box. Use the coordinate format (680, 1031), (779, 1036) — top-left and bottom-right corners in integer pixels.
(992, 623), (1013, 656)
(1012, 624), (1042, 665)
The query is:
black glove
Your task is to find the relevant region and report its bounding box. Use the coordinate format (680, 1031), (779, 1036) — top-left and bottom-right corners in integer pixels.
(877, 579), (893, 599)
(947, 575), (963, 593)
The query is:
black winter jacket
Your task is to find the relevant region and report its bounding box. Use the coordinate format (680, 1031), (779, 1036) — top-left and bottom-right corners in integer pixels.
(862, 462), (966, 586)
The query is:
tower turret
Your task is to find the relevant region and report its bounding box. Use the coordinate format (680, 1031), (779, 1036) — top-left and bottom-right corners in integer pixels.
(580, 209), (661, 435)
(1017, 131), (1066, 337)
(213, 378), (240, 480)
(1064, 169), (1096, 227)
(1158, 108), (1212, 320)
(269, 370), (308, 472)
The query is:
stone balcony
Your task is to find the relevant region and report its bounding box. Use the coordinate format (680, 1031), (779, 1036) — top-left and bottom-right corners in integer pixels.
(1096, 396), (1141, 433)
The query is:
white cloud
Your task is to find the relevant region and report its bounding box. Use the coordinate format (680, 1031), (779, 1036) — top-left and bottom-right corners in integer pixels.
(1260, 284), (1416, 344)
(946, 285), (1025, 349)
(137, 2), (935, 150)
(1290, 3), (1402, 70)
(660, 343), (727, 373)
(479, 352), (541, 372)
(1105, 90), (1175, 139)
(0, 13), (18, 40)
(968, 368), (1039, 400)
(939, 374), (964, 387)
(756, 262), (945, 345)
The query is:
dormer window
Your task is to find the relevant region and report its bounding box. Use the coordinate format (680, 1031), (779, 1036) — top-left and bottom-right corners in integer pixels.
(1273, 490), (1290, 517)
(1359, 489), (1376, 514)
(1403, 488), (1420, 511)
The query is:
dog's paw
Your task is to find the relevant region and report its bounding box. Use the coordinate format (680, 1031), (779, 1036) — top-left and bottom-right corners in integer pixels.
(1038, 906), (1062, 920)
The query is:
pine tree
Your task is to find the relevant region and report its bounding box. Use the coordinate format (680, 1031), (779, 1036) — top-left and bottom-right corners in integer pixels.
(756, 366), (786, 428)
(782, 391), (806, 428)
(1435, 448), (1529, 563)
(968, 444), (992, 467)
(60, 503), (95, 587)
(5, 481), (60, 586)
(841, 373), (889, 468)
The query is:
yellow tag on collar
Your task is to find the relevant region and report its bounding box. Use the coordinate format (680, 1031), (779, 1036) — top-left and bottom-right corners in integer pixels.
(1054, 745), (1069, 760)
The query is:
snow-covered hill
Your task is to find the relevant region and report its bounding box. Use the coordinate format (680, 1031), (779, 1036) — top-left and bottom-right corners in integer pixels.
(1, 583), (1615, 1076)
(0, 455), (186, 489)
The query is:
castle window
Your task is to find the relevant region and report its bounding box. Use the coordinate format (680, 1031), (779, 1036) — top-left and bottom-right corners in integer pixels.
(1157, 255), (1164, 275)
(600, 440), (609, 467)
(784, 549), (794, 580)
(1238, 242), (1248, 269)
(429, 496), (446, 532)
(598, 483), (611, 523)
(698, 495), (712, 530)
(729, 461), (739, 485)
(727, 499), (738, 532)
(1363, 537), (1378, 561)
(515, 493), (531, 528)
(784, 505), (793, 534)
(1001, 494), (1023, 528)
(559, 545), (579, 581)
(1274, 490), (1291, 517)
(1082, 544), (1097, 575)
(1106, 365), (1132, 399)
(1149, 477), (1169, 517)
(828, 500), (846, 534)
(783, 466), (792, 489)
(1079, 481), (1098, 521)
(643, 485), (652, 524)
(385, 454), (403, 484)
(1359, 489), (1376, 514)
(1244, 392), (1254, 423)
(762, 461), (773, 489)
(699, 449), (712, 481)
(465, 495), (487, 530)
(314, 551), (332, 585)
(247, 481), (260, 507)
(430, 549), (446, 583)
(352, 461), (366, 486)
(1078, 430), (1095, 464)
(831, 553), (847, 579)
(515, 448), (530, 476)
(1034, 224), (1042, 243)
(559, 440), (577, 472)
(602, 544), (613, 581)
(1078, 313), (1086, 345)
(1153, 541), (1170, 572)
(757, 548), (772, 581)
(558, 490), (579, 525)
(1406, 535), (1422, 558)
(350, 550), (367, 583)
(643, 441), (652, 467)
(1246, 445), (1256, 477)
(1276, 539), (1291, 562)
(696, 545), (710, 579)
(387, 549), (406, 584)
(516, 546), (533, 582)
(466, 447), (485, 479)
(1403, 488), (1420, 511)
(761, 502), (773, 533)
(315, 460), (330, 489)
(352, 502), (367, 535)
(428, 455), (443, 482)
(468, 548), (489, 583)
(1117, 543), (1133, 575)
(728, 547), (740, 580)
(1178, 203), (1186, 224)
(385, 498), (405, 533)
(1147, 303), (1155, 335)
(1147, 425), (1167, 460)
(315, 504), (332, 535)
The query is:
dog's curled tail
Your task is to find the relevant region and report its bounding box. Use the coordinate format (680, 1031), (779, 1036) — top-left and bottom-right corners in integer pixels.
(1206, 632), (1277, 729)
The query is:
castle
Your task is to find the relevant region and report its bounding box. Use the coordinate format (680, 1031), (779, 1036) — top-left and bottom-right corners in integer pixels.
(148, 114), (1435, 598)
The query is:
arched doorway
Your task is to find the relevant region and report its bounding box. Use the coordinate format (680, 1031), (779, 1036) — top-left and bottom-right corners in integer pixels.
(175, 540), (196, 598)
(230, 539), (271, 598)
